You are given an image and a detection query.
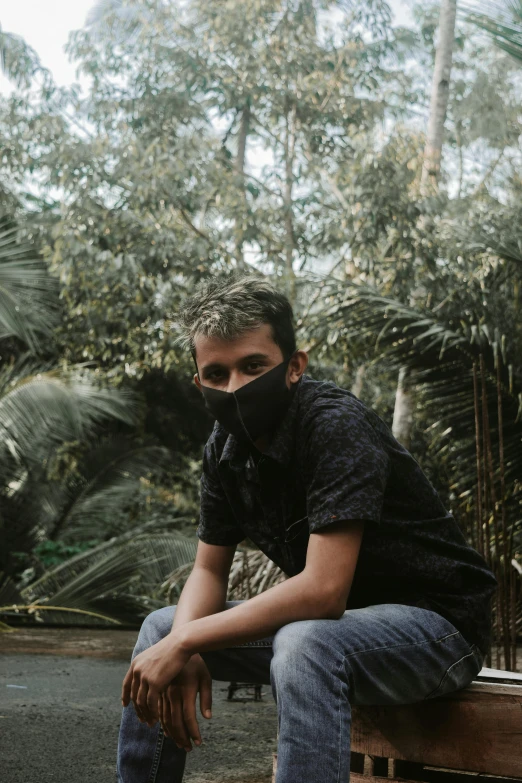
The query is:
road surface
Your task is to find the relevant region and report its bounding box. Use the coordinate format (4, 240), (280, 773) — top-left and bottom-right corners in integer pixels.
(0, 627), (277, 783)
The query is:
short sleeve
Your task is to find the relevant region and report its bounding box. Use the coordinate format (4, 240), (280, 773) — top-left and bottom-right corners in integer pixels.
(197, 440), (245, 546)
(303, 401), (390, 533)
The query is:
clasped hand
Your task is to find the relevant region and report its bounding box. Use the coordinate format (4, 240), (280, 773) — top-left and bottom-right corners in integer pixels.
(121, 633), (191, 723)
(121, 634), (213, 752)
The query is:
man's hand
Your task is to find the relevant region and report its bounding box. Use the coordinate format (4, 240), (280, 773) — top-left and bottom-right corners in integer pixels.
(158, 654), (212, 751)
(121, 633), (192, 723)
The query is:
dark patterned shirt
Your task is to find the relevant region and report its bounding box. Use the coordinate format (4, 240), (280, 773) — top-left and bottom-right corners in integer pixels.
(197, 373), (497, 655)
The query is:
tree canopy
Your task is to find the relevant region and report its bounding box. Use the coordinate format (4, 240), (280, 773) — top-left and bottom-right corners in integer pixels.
(0, 0), (520, 663)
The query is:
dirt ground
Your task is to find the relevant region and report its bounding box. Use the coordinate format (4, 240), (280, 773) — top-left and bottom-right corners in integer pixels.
(0, 627), (278, 783)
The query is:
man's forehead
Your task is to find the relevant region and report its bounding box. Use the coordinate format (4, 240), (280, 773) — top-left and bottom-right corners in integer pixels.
(194, 324), (277, 362)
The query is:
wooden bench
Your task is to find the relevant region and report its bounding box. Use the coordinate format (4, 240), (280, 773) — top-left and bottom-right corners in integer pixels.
(272, 668), (522, 782)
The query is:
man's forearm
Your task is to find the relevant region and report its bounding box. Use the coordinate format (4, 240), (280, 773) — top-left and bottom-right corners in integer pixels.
(176, 570), (342, 655)
(171, 566), (228, 631)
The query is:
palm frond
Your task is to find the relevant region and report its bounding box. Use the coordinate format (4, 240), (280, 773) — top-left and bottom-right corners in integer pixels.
(0, 358), (143, 467)
(451, 216), (522, 265)
(86, 0), (123, 23)
(462, 1), (522, 64)
(305, 281), (522, 489)
(85, 0), (150, 45)
(47, 437), (173, 541)
(162, 548), (286, 605)
(9, 530), (198, 626)
(0, 218), (60, 353)
(0, 604), (122, 629)
(227, 548), (286, 599)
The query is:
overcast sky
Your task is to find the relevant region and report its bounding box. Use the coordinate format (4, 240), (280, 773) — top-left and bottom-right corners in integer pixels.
(0, 0), (415, 94)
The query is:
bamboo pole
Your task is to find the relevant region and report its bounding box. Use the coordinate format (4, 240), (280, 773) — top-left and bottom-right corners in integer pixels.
(483, 392), (509, 669)
(497, 357), (513, 670)
(510, 562), (517, 672)
(480, 356), (503, 669)
(473, 361), (492, 667)
(472, 363), (485, 559)
(479, 360), (491, 571)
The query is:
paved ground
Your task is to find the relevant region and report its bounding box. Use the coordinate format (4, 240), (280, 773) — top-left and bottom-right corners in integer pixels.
(3, 626), (520, 783)
(0, 628), (278, 783)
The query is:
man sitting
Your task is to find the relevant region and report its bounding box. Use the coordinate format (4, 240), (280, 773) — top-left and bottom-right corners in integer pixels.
(116, 274), (497, 783)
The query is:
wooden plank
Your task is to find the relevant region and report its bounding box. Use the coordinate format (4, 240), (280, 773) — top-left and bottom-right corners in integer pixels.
(351, 771), (522, 783)
(476, 667), (522, 683)
(273, 675), (522, 780)
(351, 773), (426, 783)
(464, 680), (522, 696)
(351, 683), (522, 779)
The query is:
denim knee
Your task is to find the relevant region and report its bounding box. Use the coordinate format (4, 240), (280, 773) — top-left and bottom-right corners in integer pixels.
(133, 605), (177, 655)
(271, 620), (334, 684)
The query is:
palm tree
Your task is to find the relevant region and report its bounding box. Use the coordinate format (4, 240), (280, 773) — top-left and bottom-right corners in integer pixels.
(0, 217), (188, 615)
(324, 3), (522, 668)
(304, 252), (522, 669)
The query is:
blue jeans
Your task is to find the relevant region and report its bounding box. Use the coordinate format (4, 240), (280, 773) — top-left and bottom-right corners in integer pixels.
(116, 601), (484, 783)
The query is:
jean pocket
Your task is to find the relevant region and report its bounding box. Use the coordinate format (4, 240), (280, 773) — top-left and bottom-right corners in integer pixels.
(424, 643), (483, 700)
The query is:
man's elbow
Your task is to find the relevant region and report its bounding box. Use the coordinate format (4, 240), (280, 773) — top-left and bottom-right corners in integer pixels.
(314, 588), (350, 620)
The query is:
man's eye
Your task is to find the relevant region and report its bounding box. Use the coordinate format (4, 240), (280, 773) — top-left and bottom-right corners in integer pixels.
(206, 363), (264, 380)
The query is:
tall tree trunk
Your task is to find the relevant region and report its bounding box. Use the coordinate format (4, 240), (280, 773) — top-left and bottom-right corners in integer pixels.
(351, 364), (365, 399)
(283, 100), (297, 307)
(392, 366), (414, 450)
(393, 1), (457, 450)
(420, 0), (458, 194)
(235, 102), (251, 265)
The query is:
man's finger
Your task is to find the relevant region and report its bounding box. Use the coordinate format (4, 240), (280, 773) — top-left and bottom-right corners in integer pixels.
(136, 678), (150, 721)
(158, 693), (165, 734)
(170, 691), (191, 751)
(146, 682), (159, 720)
(182, 688), (201, 745)
(130, 670), (140, 706)
(199, 674), (212, 719)
(160, 693), (171, 738)
(131, 686), (146, 721)
(121, 666), (133, 706)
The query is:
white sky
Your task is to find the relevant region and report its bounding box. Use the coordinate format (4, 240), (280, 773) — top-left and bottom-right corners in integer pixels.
(0, 0), (95, 92)
(0, 0), (415, 93)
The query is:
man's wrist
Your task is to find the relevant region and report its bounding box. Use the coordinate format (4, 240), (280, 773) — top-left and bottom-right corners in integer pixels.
(174, 623), (197, 656)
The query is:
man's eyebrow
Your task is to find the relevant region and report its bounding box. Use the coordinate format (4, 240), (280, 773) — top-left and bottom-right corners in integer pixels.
(201, 353), (270, 372)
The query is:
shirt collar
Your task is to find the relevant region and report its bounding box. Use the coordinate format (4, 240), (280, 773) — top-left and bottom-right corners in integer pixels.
(218, 374), (305, 472)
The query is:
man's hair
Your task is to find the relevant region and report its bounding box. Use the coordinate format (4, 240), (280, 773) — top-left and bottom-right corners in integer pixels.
(176, 273), (296, 372)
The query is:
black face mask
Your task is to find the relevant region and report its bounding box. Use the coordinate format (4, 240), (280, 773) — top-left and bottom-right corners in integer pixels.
(199, 356), (296, 446)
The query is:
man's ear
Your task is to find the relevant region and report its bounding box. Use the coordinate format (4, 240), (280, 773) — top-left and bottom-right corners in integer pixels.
(193, 373), (202, 391)
(289, 350), (308, 383)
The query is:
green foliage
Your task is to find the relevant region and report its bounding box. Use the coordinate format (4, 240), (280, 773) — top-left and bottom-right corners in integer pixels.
(0, 23), (49, 89)
(33, 539), (102, 568)
(0, 0), (521, 628)
(0, 218), (183, 581)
